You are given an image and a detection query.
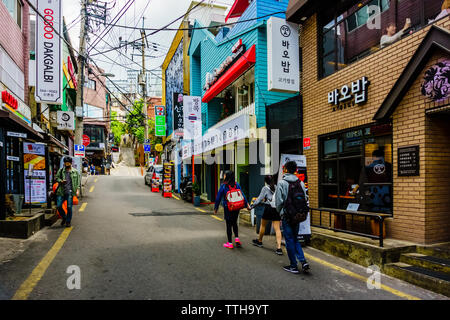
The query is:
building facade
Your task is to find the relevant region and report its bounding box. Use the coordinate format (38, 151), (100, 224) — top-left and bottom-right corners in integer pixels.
(186, 0), (301, 201)
(287, 0), (450, 244)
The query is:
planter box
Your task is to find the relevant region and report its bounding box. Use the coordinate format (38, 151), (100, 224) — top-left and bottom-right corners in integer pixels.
(0, 212), (46, 239)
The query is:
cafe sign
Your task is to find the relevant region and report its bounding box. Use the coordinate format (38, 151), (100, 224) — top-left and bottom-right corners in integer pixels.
(328, 76), (370, 112)
(1, 86), (32, 125)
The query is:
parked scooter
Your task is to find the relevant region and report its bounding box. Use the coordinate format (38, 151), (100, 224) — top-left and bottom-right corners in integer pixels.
(180, 176), (193, 203)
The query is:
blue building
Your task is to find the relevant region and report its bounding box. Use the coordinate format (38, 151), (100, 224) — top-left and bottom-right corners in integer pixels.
(186, 0), (303, 201)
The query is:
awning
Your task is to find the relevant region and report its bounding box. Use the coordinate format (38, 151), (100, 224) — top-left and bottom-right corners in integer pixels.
(45, 133), (69, 151)
(225, 0), (251, 22)
(0, 110), (44, 140)
(202, 45), (256, 103)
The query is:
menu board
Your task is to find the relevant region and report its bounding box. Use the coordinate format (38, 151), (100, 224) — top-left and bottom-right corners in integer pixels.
(23, 142), (47, 204)
(163, 162), (174, 195)
(398, 146), (420, 177)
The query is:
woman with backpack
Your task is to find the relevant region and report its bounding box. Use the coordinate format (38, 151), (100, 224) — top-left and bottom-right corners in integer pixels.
(214, 170), (251, 249)
(251, 175), (283, 255)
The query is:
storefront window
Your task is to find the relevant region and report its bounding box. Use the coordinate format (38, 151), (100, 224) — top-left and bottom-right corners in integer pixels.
(319, 0), (443, 78)
(319, 124), (393, 214)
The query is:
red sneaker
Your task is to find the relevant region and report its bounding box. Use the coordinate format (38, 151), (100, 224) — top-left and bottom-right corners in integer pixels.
(223, 242), (233, 249)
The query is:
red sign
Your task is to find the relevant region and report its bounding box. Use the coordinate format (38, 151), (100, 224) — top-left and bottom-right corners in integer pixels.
(82, 135), (90, 146)
(67, 57), (78, 90)
(1, 90), (18, 110)
(303, 137), (311, 150)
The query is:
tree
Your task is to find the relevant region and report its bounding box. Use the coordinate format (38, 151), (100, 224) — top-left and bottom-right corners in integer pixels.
(110, 111), (125, 146)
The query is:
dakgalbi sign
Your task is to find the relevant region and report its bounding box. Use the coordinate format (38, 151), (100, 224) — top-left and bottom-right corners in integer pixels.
(35, 0), (62, 105)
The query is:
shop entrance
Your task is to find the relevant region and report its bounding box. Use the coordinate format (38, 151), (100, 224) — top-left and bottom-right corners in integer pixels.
(426, 112), (450, 242)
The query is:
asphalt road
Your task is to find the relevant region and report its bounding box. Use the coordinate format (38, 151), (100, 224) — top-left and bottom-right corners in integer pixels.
(0, 172), (447, 300)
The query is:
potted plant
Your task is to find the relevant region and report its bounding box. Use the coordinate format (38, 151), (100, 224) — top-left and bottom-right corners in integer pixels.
(192, 182), (201, 207)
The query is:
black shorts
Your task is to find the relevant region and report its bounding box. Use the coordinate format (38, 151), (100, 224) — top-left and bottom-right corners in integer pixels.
(262, 205), (281, 221)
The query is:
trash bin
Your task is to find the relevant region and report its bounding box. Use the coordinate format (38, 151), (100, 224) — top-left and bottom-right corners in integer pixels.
(254, 204), (272, 235)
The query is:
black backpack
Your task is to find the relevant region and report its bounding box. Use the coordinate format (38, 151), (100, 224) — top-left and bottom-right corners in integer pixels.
(283, 180), (309, 226)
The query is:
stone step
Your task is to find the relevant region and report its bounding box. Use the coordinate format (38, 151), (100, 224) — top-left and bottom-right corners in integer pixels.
(384, 262), (450, 297)
(400, 253), (450, 274)
(416, 246), (450, 260)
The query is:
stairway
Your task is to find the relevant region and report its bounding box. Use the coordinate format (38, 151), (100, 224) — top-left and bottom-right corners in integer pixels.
(384, 246), (450, 297)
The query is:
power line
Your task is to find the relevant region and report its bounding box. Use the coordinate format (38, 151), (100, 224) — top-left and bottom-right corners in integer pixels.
(91, 0), (207, 56)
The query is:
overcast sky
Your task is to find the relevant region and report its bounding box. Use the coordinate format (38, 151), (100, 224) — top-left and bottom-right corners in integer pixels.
(62, 0), (234, 81)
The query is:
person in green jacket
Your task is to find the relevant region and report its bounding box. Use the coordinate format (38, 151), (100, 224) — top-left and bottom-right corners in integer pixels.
(56, 156), (80, 227)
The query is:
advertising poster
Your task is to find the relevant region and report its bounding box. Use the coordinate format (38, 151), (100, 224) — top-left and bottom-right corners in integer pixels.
(278, 154), (310, 237)
(23, 142), (47, 204)
(162, 162), (174, 196)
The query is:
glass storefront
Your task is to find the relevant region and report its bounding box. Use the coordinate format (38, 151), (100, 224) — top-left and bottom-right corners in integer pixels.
(319, 123), (393, 213)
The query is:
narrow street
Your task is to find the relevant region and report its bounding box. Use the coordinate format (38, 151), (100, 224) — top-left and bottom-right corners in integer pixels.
(0, 169), (446, 300)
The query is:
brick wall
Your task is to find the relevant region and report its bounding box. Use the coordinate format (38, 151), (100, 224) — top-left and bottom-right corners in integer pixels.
(0, 1), (29, 104)
(301, 14), (450, 244)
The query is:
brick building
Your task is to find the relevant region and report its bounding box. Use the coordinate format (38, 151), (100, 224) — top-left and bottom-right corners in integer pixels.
(287, 0), (450, 244)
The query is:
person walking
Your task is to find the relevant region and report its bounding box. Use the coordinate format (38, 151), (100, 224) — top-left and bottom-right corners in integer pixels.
(90, 163), (95, 176)
(105, 161), (111, 175)
(251, 175), (283, 255)
(56, 156), (80, 228)
(214, 170), (251, 249)
(275, 161), (310, 274)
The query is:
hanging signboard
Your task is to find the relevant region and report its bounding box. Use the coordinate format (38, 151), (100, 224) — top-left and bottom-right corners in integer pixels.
(183, 96), (202, 140)
(267, 17), (300, 93)
(173, 93), (184, 137)
(278, 154), (310, 238)
(23, 142), (47, 204)
(57, 111), (75, 131)
(35, 0), (63, 105)
(155, 106), (166, 137)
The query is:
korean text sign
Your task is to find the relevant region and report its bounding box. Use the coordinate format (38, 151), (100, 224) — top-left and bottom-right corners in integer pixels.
(35, 0), (63, 104)
(267, 17), (300, 93)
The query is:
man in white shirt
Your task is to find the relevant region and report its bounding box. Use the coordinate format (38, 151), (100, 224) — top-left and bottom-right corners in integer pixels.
(380, 19), (411, 49)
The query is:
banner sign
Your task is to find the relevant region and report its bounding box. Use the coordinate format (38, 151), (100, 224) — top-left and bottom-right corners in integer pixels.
(278, 154), (310, 237)
(35, 0), (63, 104)
(183, 96), (202, 140)
(173, 93), (184, 137)
(57, 111), (75, 131)
(155, 106), (166, 137)
(23, 142), (47, 204)
(202, 114), (250, 153)
(267, 17), (300, 93)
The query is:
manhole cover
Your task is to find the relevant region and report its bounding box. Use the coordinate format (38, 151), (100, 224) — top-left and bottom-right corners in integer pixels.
(129, 210), (205, 217)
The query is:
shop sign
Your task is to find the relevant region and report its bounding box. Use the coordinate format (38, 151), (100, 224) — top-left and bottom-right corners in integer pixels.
(173, 93), (184, 137)
(7, 155), (20, 161)
(421, 60), (450, 102)
(203, 39), (246, 91)
(303, 137), (311, 150)
(1, 90), (18, 109)
(7, 131), (27, 138)
(155, 106), (166, 137)
(183, 96), (202, 140)
(35, 0), (63, 105)
(23, 142), (46, 156)
(202, 114), (249, 153)
(57, 111), (75, 130)
(398, 146), (420, 177)
(182, 141), (193, 160)
(328, 77), (370, 112)
(1, 87), (32, 125)
(267, 17), (300, 93)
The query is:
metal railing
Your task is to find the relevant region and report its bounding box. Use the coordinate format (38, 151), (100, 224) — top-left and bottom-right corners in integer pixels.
(309, 207), (393, 247)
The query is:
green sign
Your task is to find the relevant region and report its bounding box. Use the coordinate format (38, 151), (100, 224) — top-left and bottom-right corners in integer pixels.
(155, 115), (166, 126)
(155, 125), (166, 137)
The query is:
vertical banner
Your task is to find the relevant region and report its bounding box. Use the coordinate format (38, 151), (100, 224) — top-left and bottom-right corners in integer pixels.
(278, 154), (310, 237)
(173, 93), (184, 138)
(155, 106), (166, 137)
(23, 142), (47, 204)
(267, 17), (300, 93)
(182, 96), (202, 140)
(35, 0), (63, 104)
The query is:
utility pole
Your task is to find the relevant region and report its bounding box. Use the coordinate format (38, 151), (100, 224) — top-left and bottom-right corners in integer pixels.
(140, 17), (148, 164)
(74, 0), (88, 146)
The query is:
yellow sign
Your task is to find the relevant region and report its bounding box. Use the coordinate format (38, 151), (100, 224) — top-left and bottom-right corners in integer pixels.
(155, 144), (163, 152)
